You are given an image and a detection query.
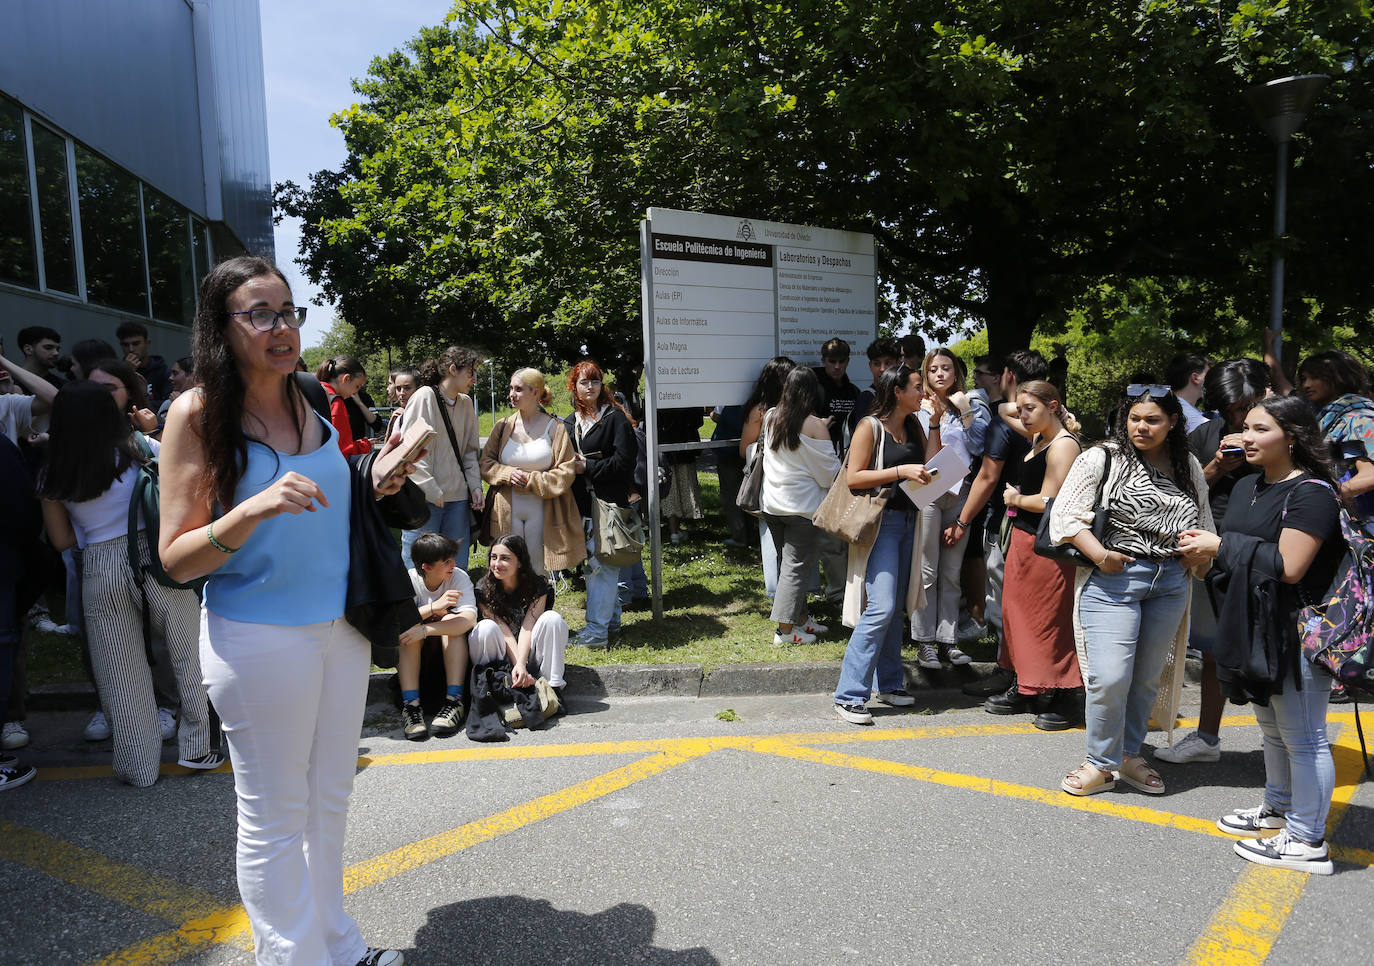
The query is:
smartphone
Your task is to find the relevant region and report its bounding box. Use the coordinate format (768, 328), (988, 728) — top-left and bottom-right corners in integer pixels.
(1220, 447), (1243, 457)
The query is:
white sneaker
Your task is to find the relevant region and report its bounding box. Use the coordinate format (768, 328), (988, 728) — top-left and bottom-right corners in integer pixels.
(774, 627), (817, 645)
(52, 623), (82, 637)
(1155, 730), (1221, 764)
(1, 721), (29, 750)
(31, 616), (59, 634)
(158, 708), (177, 742)
(84, 711), (111, 741)
(916, 642), (941, 669)
(940, 644), (973, 666)
(874, 690), (916, 707)
(834, 702), (874, 725)
(801, 618), (828, 636)
(1217, 804), (1287, 836)
(1234, 828), (1333, 875)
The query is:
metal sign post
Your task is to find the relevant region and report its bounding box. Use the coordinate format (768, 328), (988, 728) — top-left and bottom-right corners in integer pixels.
(639, 219), (665, 620)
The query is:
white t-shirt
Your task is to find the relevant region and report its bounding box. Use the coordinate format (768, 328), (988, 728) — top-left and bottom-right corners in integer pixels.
(63, 438), (159, 548)
(0, 394), (34, 444)
(409, 565), (478, 620)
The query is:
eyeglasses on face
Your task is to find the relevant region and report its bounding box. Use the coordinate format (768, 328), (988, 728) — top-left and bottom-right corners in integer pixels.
(230, 306), (308, 332)
(1126, 383), (1173, 399)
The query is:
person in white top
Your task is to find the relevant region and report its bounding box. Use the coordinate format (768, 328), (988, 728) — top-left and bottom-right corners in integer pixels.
(38, 381), (217, 786)
(760, 368), (841, 645)
(398, 533), (478, 741)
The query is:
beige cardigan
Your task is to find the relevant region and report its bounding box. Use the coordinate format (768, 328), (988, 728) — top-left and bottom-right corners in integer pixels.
(404, 386), (482, 505)
(480, 415), (586, 572)
(1048, 443), (1214, 746)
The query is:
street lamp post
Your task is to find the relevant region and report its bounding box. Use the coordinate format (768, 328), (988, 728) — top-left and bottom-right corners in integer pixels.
(1244, 74), (1329, 366)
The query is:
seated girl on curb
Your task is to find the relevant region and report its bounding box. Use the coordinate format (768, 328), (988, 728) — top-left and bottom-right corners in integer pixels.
(399, 533), (477, 741)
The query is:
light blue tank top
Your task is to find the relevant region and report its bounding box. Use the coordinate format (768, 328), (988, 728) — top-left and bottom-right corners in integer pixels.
(204, 416), (352, 625)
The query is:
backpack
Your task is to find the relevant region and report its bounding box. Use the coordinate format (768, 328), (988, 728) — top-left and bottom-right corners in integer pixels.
(1289, 479), (1374, 774)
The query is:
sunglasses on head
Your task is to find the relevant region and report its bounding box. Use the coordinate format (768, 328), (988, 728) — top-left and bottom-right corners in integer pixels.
(1126, 383), (1173, 399)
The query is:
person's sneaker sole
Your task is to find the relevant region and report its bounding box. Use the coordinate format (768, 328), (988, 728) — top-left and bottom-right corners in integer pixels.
(833, 703), (874, 725)
(1233, 837), (1333, 875)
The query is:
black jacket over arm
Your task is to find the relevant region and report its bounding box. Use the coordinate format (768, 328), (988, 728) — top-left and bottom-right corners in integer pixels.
(1209, 532), (1300, 706)
(567, 407), (636, 516)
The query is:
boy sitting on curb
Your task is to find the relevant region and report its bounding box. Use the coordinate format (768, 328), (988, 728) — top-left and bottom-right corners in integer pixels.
(400, 533), (477, 740)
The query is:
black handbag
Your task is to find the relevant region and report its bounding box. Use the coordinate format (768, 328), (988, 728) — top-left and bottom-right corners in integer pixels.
(737, 445), (764, 517)
(1034, 446), (1112, 567)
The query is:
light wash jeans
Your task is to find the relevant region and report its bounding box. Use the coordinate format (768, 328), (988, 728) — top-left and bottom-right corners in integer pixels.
(201, 610), (370, 966)
(618, 560), (647, 607)
(1253, 657), (1335, 843)
(1078, 558), (1190, 771)
(402, 498), (472, 571)
(834, 510), (916, 706)
(912, 486), (966, 644)
(581, 519), (623, 645)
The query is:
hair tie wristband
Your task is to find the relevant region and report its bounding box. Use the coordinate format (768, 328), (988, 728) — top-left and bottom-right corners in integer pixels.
(207, 521), (239, 554)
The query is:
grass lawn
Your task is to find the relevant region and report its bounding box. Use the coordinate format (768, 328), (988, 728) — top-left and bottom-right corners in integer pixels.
(25, 468), (998, 689)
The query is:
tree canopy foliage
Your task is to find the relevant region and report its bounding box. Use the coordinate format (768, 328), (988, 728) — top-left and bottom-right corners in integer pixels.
(276, 1), (1373, 370)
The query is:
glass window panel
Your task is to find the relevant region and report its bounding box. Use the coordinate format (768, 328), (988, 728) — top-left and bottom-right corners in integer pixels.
(144, 188), (195, 324)
(31, 124), (76, 294)
(0, 99), (37, 288)
(75, 145), (147, 315)
(191, 217), (211, 295)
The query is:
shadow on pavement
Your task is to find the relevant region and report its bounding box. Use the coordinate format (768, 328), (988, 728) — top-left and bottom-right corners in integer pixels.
(410, 895), (719, 964)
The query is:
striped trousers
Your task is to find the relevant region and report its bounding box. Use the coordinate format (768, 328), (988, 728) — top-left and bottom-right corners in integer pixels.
(82, 533), (210, 787)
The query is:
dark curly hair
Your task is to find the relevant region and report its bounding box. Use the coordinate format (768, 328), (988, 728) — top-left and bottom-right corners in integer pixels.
(477, 535), (546, 630)
(192, 255), (307, 511)
(1108, 389), (1199, 507)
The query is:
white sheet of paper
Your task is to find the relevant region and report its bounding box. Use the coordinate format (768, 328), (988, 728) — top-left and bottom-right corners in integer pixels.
(898, 445), (967, 510)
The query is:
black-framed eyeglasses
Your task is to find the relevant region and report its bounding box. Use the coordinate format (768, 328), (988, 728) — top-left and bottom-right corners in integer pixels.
(230, 306), (308, 332)
(1126, 383), (1173, 399)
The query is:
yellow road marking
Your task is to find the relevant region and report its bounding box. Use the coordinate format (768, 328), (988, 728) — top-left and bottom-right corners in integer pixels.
(85, 748), (707, 966)
(0, 819), (235, 940)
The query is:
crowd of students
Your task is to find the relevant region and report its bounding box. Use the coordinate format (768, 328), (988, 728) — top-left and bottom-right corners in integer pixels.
(3, 296), (1371, 891)
(748, 335), (1370, 876)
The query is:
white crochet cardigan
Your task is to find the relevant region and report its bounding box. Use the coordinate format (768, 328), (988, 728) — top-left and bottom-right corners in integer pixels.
(1048, 444), (1214, 746)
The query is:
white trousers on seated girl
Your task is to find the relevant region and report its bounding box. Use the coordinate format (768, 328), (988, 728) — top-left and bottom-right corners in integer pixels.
(469, 611), (568, 688)
(200, 609), (369, 966)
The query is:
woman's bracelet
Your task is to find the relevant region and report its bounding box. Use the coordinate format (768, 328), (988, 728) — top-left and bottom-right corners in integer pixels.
(207, 520), (239, 554)
(1095, 549), (1109, 566)
(954, 519), (969, 530)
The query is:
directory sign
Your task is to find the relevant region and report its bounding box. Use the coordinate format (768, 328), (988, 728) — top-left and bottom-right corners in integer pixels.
(641, 208), (876, 408)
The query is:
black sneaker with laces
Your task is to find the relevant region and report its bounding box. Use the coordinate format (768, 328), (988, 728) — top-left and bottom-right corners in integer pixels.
(178, 751), (225, 770)
(356, 949), (404, 966)
(0, 760), (37, 791)
(984, 683), (1033, 715)
(401, 702), (428, 741)
(429, 697), (466, 738)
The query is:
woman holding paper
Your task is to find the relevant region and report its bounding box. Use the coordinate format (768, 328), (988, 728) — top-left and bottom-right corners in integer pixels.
(833, 368), (938, 725)
(984, 380), (1084, 730)
(911, 348), (988, 670)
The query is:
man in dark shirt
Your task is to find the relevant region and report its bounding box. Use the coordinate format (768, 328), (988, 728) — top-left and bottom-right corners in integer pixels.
(812, 337), (859, 455)
(116, 320), (172, 407)
(17, 326), (66, 390)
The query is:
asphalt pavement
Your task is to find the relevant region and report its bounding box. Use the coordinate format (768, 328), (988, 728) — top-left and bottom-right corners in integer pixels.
(2, 685), (1372, 965)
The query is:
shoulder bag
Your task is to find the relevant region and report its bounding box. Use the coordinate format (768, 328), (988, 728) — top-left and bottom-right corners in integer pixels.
(1034, 444), (1111, 567)
(736, 418), (766, 518)
(812, 415), (891, 547)
(576, 415), (645, 566)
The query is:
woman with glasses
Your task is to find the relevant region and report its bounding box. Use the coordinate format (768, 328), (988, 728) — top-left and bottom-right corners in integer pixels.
(401, 346), (485, 571)
(314, 355), (373, 458)
(480, 368), (584, 576)
(1049, 387), (1212, 797)
(157, 256), (412, 966)
(564, 361), (636, 649)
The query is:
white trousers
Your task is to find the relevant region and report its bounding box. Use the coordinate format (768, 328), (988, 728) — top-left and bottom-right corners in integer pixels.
(469, 610), (568, 688)
(200, 609), (370, 966)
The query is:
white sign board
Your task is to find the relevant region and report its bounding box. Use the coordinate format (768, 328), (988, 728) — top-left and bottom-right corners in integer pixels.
(641, 208), (876, 409)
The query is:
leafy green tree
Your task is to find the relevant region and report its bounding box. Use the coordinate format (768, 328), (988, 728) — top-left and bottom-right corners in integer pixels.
(278, 1), (1373, 368)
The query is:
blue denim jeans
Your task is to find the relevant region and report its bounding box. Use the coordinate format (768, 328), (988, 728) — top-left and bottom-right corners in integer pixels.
(1078, 558), (1190, 771)
(834, 509), (916, 706)
(1253, 657), (1335, 842)
(581, 519), (623, 645)
(402, 499), (472, 571)
(618, 559), (647, 607)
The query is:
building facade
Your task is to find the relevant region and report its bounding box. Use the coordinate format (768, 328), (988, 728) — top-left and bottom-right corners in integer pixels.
(0, 0), (273, 361)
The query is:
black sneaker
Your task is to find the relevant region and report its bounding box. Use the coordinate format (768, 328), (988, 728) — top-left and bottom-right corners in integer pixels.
(1234, 829), (1333, 875)
(962, 668), (1015, 698)
(178, 751), (225, 770)
(429, 697), (466, 738)
(0, 761), (37, 791)
(401, 702), (428, 741)
(356, 949), (404, 966)
(1217, 804), (1287, 836)
(984, 683), (1033, 715)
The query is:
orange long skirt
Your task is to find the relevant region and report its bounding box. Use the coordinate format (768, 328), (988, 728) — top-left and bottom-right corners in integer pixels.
(1001, 525), (1083, 692)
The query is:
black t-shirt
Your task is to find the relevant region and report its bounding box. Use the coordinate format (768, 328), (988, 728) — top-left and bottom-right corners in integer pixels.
(1221, 474), (1344, 598)
(475, 575), (556, 631)
(1189, 417), (1259, 523)
(813, 368), (859, 452)
(983, 414), (1031, 528)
